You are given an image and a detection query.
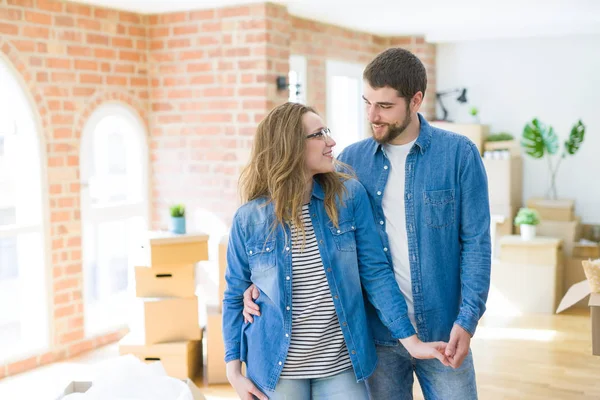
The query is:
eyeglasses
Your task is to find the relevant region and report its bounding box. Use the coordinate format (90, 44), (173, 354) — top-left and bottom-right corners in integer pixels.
(305, 127), (332, 141)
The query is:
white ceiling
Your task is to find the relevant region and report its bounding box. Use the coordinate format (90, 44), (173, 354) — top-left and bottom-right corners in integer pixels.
(73, 0), (600, 42)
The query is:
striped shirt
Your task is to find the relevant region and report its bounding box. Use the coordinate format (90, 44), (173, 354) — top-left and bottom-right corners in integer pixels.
(280, 205), (352, 379)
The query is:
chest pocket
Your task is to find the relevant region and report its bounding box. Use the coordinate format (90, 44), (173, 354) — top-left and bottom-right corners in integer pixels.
(246, 239), (276, 272)
(328, 220), (357, 252)
(423, 189), (455, 229)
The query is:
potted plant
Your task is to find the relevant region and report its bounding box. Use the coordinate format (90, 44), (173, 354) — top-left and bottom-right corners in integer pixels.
(169, 203), (186, 234)
(484, 132), (518, 157)
(469, 106), (480, 123)
(514, 208), (540, 240)
(521, 118), (585, 200)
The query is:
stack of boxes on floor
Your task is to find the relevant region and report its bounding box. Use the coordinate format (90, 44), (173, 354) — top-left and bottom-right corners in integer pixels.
(118, 231), (208, 381)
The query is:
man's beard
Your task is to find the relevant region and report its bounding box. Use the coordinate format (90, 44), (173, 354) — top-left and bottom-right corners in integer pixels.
(372, 108), (412, 145)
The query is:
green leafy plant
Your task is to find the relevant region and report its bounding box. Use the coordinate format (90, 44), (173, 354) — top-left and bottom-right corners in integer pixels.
(170, 203), (185, 218)
(486, 132), (514, 142)
(521, 118), (585, 200)
(514, 208), (540, 226)
(469, 106), (479, 117)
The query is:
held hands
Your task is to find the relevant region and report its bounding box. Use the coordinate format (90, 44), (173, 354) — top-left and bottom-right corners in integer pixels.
(226, 361), (268, 400)
(445, 323), (471, 369)
(243, 284), (261, 323)
(399, 335), (451, 367)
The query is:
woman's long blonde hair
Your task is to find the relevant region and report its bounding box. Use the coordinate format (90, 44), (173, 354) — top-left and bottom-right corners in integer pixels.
(239, 102), (352, 241)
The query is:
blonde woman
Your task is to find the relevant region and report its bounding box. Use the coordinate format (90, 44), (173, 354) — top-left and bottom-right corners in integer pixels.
(222, 102), (449, 400)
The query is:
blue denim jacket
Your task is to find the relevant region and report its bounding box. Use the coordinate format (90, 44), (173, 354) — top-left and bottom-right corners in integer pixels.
(222, 179), (416, 392)
(338, 114), (491, 345)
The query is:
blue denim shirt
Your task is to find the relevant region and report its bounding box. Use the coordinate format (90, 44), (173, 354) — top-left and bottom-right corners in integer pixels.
(222, 179), (416, 392)
(338, 114), (491, 345)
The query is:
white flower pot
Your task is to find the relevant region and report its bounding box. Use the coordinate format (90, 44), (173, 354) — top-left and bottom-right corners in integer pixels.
(520, 224), (536, 241)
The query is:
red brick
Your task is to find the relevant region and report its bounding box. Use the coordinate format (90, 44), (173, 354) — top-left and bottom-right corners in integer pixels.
(53, 278), (79, 293)
(74, 60), (98, 71)
(80, 74), (103, 84)
(67, 45), (92, 57)
(187, 62), (212, 73)
(59, 330), (84, 345)
(119, 50), (141, 62)
(0, 8), (22, 21)
(72, 87), (95, 96)
(112, 37), (133, 48)
(66, 3), (91, 16)
(68, 339), (93, 356)
(158, 12), (187, 24)
(77, 18), (101, 31)
(25, 11), (52, 25)
(129, 26), (146, 37)
(54, 15), (75, 27)
(54, 304), (75, 319)
(107, 76), (127, 85)
(47, 58), (71, 69)
(167, 38), (191, 49)
(7, 356), (38, 376)
(93, 48), (116, 59)
(22, 26), (50, 39)
(12, 40), (35, 52)
(86, 33), (109, 46)
(119, 11), (141, 24)
(0, 22), (19, 35)
(54, 292), (71, 305)
(51, 72), (76, 82)
(37, 0), (64, 12)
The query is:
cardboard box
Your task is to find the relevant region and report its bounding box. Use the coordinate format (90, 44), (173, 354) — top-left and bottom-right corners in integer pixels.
(573, 243), (600, 259)
(206, 311), (227, 384)
(499, 235), (563, 266)
(119, 334), (203, 380)
(430, 122), (489, 155)
(484, 140), (521, 157)
(535, 218), (581, 257)
(484, 157), (523, 207)
(565, 258), (590, 309)
(131, 297), (201, 345)
(491, 260), (563, 314)
(218, 236), (228, 312)
(135, 264), (196, 298)
(143, 231), (209, 267)
(526, 198), (575, 222)
(55, 379), (205, 400)
(556, 259), (600, 355)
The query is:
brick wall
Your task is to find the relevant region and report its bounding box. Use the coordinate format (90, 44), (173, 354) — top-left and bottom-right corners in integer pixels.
(0, 0), (148, 378)
(0, 0), (435, 379)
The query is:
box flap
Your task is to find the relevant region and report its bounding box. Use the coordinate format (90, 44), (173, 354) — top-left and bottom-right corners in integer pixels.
(556, 280), (591, 313)
(148, 231), (209, 245)
(590, 293), (600, 307)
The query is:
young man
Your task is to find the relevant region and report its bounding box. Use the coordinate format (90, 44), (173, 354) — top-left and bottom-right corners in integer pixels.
(242, 48), (491, 399)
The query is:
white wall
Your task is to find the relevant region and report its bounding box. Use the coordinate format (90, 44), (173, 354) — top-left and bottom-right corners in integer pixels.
(436, 35), (600, 223)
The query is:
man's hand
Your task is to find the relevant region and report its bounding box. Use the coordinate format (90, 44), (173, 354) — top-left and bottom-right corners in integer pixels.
(242, 284), (261, 323)
(445, 323), (471, 369)
(227, 361), (268, 400)
(400, 335), (450, 367)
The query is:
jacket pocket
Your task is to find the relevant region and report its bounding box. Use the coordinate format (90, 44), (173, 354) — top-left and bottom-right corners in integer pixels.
(423, 189), (455, 228)
(328, 220), (357, 252)
(246, 239), (276, 272)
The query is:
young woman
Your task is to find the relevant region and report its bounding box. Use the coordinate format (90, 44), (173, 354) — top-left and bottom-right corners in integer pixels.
(222, 102), (448, 400)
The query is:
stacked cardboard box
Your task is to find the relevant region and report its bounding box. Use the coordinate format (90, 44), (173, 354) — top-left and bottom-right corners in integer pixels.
(204, 235), (229, 384)
(119, 231), (209, 380)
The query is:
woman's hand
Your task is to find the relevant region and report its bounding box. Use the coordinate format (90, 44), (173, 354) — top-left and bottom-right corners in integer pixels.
(399, 335), (451, 367)
(226, 360), (268, 400)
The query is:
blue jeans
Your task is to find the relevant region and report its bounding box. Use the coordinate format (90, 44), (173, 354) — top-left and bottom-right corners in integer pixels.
(366, 344), (477, 400)
(265, 369), (369, 400)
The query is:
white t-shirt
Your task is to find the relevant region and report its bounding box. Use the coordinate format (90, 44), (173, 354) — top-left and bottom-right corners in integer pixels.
(382, 139), (417, 330)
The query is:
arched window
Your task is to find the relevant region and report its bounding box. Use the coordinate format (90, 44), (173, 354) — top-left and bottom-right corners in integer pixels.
(80, 104), (149, 336)
(0, 57), (49, 361)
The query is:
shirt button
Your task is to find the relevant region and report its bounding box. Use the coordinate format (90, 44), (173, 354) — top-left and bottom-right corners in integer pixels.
(377, 191), (382, 196)
(379, 220), (384, 225)
(334, 295), (338, 300)
(286, 276), (290, 280)
(342, 321), (347, 326)
(384, 165), (388, 170)
(312, 214), (316, 217)
(266, 247), (270, 251)
(319, 240), (324, 244)
(351, 226), (355, 230)
(286, 306), (290, 311)
(351, 350), (356, 355)
(337, 229), (341, 233)
(327, 268), (332, 273)
(407, 193), (412, 199)
(249, 250), (253, 255)
(278, 361), (282, 365)
(383, 247), (388, 252)
(285, 333), (289, 337)
(286, 247), (290, 251)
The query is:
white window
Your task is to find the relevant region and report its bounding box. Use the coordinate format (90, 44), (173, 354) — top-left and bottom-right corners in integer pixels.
(80, 104), (149, 337)
(326, 60), (366, 155)
(289, 55), (307, 104)
(0, 58), (49, 362)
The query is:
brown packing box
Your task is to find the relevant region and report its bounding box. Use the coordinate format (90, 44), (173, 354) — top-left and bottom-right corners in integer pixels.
(144, 231), (209, 267)
(206, 310), (228, 384)
(135, 264), (195, 298)
(131, 297), (201, 345)
(499, 235), (563, 266)
(565, 258), (590, 309)
(573, 243), (600, 259)
(119, 334), (203, 380)
(535, 218), (581, 257)
(526, 198), (575, 222)
(484, 157), (523, 207)
(218, 236), (228, 312)
(430, 121), (489, 155)
(591, 293), (600, 356)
